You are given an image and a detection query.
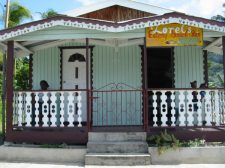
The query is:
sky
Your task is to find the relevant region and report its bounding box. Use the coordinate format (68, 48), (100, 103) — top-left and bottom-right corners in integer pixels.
(0, 0), (224, 29)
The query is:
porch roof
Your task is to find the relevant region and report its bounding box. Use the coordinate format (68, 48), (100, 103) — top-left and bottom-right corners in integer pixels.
(0, 12), (224, 57)
(0, 12), (224, 42)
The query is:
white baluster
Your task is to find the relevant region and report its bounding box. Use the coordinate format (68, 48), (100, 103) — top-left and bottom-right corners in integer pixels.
(22, 93), (26, 125)
(77, 91), (82, 127)
(170, 91), (176, 126)
(13, 92), (19, 125)
(223, 91), (225, 124)
(25, 92), (32, 127)
(17, 92), (23, 126)
(214, 90), (220, 126)
(50, 92), (57, 127)
(35, 93), (40, 127)
(197, 91), (202, 126)
(204, 90), (212, 126)
(152, 91), (157, 127)
(219, 91), (225, 124)
(160, 91), (167, 127)
(178, 90), (186, 126)
(210, 91), (216, 124)
(60, 92), (65, 127)
(218, 91), (223, 124)
(67, 92), (75, 127)
(42, 92), (49, 127)
(186, 90), (194, 126)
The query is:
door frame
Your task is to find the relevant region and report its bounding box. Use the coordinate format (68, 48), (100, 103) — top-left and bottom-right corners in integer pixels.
(59, 46), (94, 90)
(146, 47), (175, 88)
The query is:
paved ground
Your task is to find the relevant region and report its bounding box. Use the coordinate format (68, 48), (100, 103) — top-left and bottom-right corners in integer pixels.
(0, 162), (83, 168)
(86, 165), (225, 168)
(0, 162), (225, 168)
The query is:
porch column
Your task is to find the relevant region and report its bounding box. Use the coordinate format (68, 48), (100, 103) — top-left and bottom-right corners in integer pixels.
(203, 50), (208, 85)
(143, 38), (148, 130)
(29, 54), (33, 90)
(223, 36), (225, 89)
(6, 41), (14, 139)
(86, 38), (91, 130)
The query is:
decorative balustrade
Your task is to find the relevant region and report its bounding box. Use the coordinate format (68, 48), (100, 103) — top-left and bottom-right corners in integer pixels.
(148, 89), (225, 127)
(12, 89), (225, 129)
(13, 90), (85, 127)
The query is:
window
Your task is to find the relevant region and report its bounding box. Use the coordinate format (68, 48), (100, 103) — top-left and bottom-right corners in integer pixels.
(68, 53), (86, 62)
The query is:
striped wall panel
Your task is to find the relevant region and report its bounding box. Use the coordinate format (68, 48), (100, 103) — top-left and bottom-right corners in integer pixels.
(174, 46), (204, 88)
(32, 47), (60, 89)
(92, 45), (142, 89)
(32, 42), (86, 90)
(92, 45), (143, 125)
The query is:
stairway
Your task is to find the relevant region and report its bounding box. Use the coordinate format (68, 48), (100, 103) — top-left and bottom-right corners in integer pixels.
(85, 132), (151, 166)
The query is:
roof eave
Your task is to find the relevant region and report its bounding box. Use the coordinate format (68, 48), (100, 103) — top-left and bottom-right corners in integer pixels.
(0, 12), (225, 42)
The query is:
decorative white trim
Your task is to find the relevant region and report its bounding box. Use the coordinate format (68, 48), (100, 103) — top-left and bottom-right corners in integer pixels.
(0, 16), (224, 41)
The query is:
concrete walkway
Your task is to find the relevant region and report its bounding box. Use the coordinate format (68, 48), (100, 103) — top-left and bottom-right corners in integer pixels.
(0, 162), (83, 168)
(0, 163), (225, 168)
(86, 165), (225, 168)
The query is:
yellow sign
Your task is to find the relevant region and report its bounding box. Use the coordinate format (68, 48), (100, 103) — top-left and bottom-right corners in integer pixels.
(146, 23), (203, 47)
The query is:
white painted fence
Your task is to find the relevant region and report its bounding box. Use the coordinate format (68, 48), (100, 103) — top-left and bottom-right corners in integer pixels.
(148, 89), (225, 127)
(13, 89), (225, 128)
(13, 91), (84, 127)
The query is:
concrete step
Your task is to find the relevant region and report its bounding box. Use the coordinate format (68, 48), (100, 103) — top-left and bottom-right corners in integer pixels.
(85, 153), (151, 166)
(87, 141), (148, 153)
(88, 132), (146, 142)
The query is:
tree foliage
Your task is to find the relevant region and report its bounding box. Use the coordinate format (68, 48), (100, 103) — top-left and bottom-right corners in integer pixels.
(208, 55), (224, 88)
(8, 1), (32, 27)
(211, 3), (225, 22)
(208, 3), (225, 88)
(211, 15), (225, 22)
(0, 52), (3, 71)
(14, 58), (29, 90)
(38, 9), (58, 19)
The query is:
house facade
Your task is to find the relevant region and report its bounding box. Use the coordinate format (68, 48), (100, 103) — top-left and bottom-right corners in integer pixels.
(0, 0), (225, 144)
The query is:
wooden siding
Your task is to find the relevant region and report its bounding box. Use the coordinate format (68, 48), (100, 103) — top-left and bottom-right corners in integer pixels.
(80, 5), (154, 22)
(32, 48), (60, 89)
(33, 44), (143, 126)
(33, 43), (142, 90)
(33, 44), (204, 89)
(174, 46), (204, 88)
(32, 42), (85, 90)
(92, 45), (142, 89)
(92, 45), (143, 126)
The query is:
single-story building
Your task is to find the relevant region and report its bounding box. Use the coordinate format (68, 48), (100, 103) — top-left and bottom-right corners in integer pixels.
(0, 0), (225, 144)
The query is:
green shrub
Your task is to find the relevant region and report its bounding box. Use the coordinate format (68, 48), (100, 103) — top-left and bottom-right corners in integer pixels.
(148, 129), (180, 154)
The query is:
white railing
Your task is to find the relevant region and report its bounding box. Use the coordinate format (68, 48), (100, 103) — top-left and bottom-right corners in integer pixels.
(13, 89), (225, 128)
(13, 90), (85, 127)
(148, 89), (225, 127)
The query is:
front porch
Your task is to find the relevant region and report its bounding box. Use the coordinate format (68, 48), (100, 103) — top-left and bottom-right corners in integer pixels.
(0, 12), (224, 144)
(11, 87), (225, 143)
